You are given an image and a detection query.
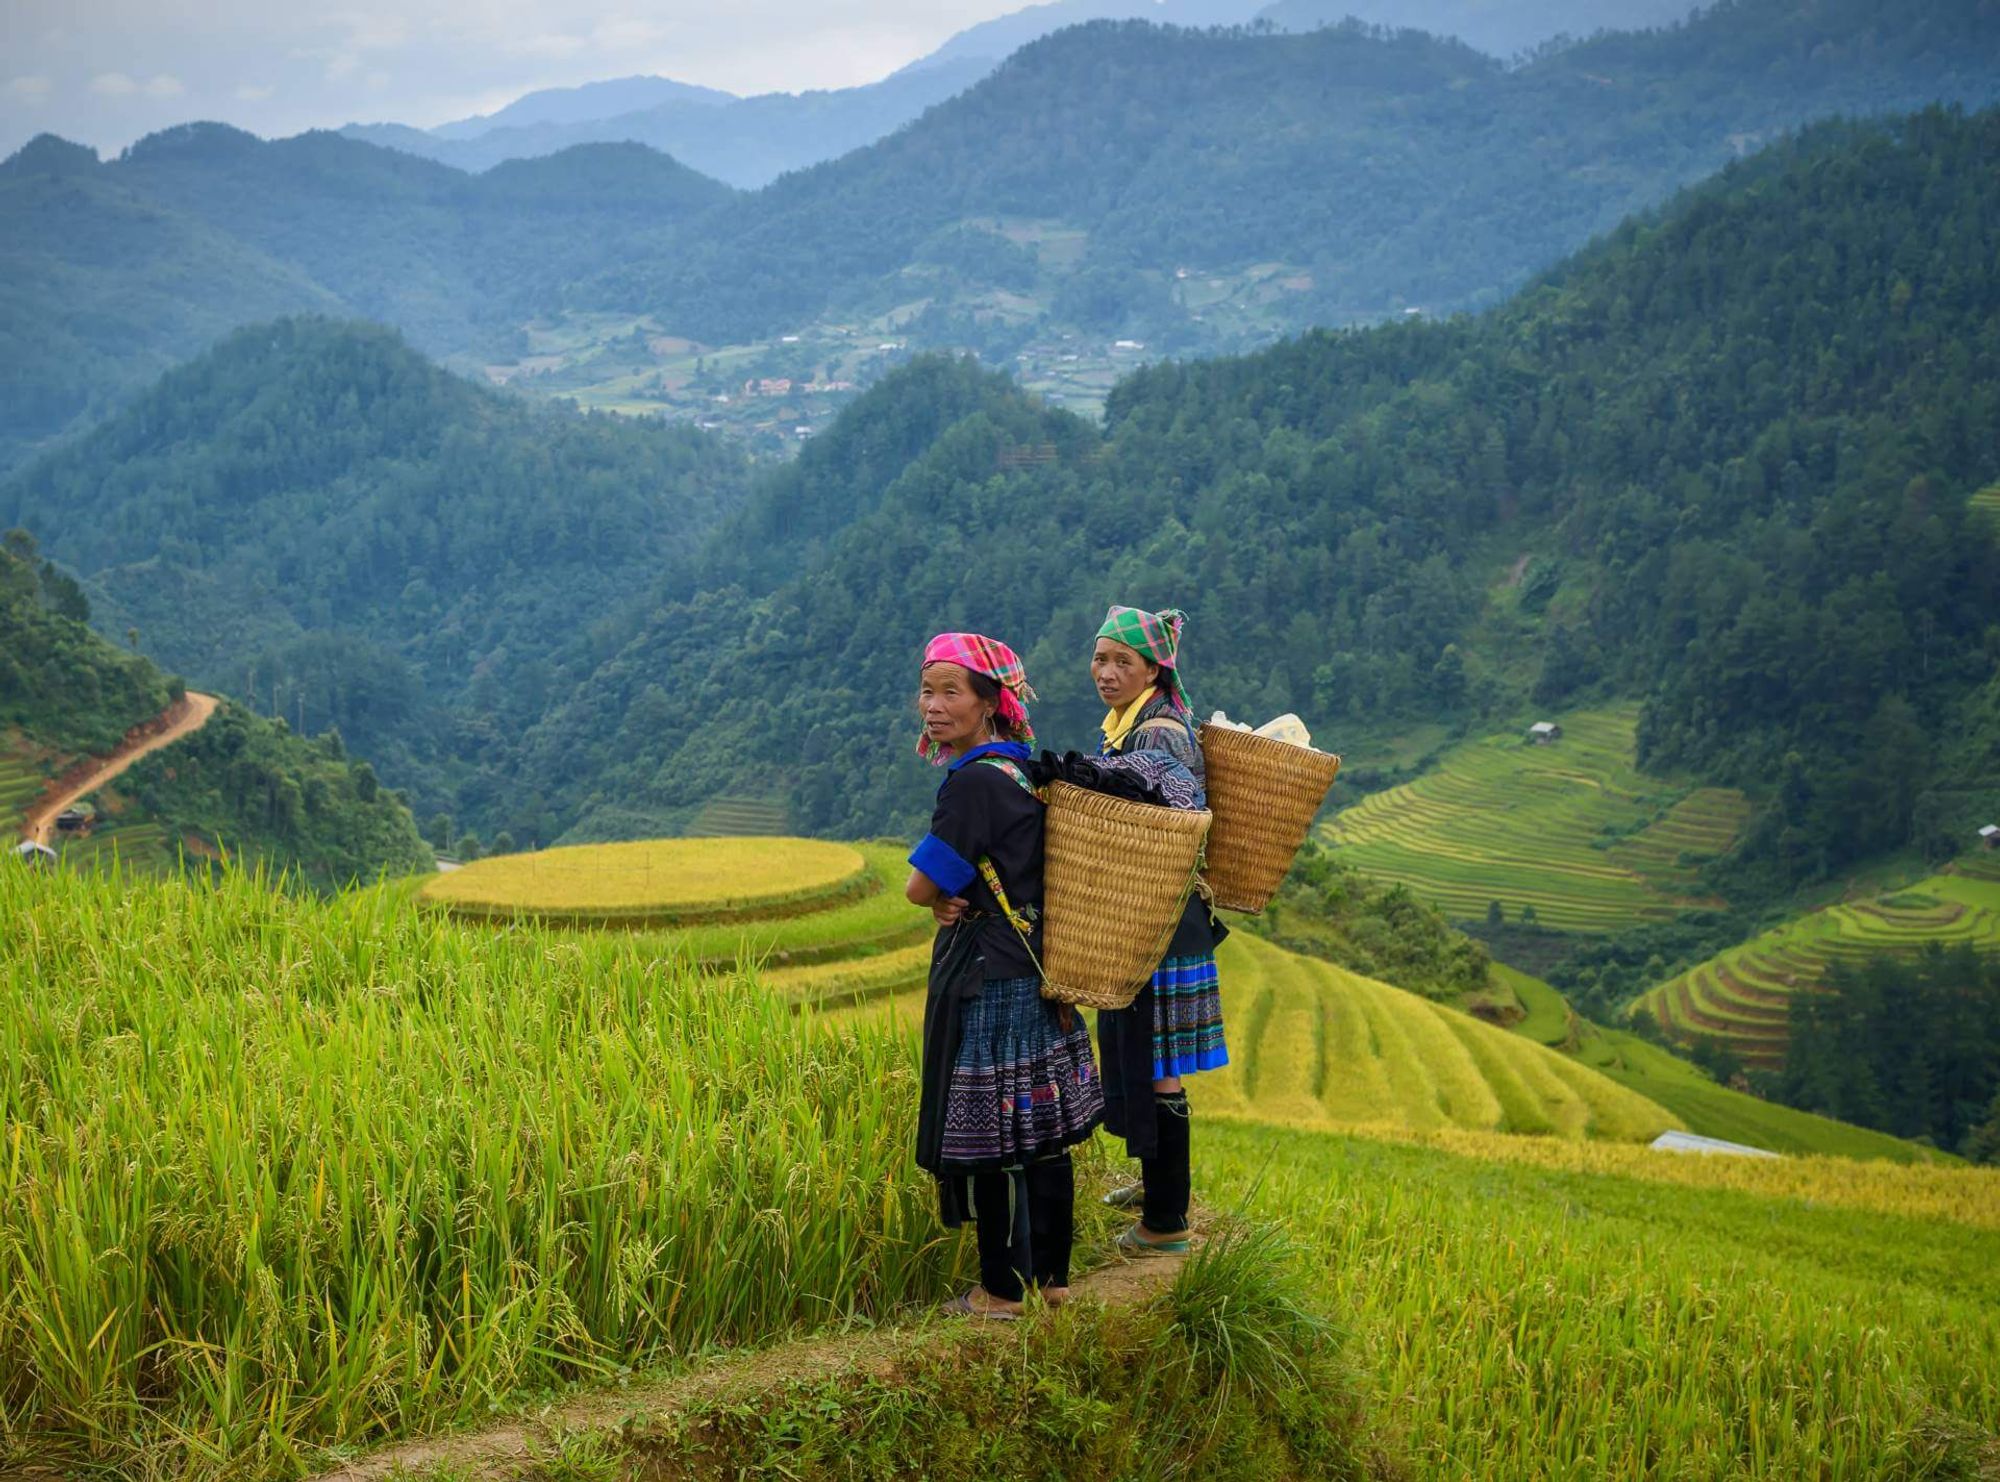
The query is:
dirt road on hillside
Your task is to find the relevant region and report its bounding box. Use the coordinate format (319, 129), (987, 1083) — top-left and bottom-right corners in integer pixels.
(21, 692), (220, 846)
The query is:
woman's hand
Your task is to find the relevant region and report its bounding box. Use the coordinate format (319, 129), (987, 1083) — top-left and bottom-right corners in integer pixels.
(931, 896), (969, 926)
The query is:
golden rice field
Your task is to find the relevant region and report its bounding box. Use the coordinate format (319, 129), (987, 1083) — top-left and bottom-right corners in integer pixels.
(1324, 706), (1752, 933)
(845, 934), (1679, 1142)
(8, 843), (2000, 1479)
(1639, 873), (2000, 1069)
(1192, 934), (1679, 1141)
(0, 863), (967, 1478)
(1970, 481), (2000, 530)
(418, 835), (870, 925)
(1204, 1120), (2000, 1476)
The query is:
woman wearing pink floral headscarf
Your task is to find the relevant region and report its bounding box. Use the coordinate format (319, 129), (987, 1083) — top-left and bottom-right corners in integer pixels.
(907, 631), (1102, 1319)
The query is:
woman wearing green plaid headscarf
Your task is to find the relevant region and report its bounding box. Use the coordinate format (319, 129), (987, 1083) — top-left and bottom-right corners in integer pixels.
(1089, 603), (1226, 1255)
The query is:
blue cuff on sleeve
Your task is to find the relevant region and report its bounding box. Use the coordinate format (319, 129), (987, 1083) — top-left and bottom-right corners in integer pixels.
(909, 832), (976, 897)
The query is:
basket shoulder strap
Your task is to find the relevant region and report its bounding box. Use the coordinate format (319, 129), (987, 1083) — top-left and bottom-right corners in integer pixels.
(973, 755), (1036, 794)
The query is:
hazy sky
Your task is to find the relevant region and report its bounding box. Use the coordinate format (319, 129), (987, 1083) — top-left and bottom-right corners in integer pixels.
(0, 0), (1042, 158)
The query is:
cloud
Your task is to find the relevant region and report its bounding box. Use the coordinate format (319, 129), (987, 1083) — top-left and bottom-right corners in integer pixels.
(87, 70), (181, 98)
(143, 74), (184, 98)
(233, 83), (276, 101)
(5, 76), (54, 103)
(502, 33), (591, 59)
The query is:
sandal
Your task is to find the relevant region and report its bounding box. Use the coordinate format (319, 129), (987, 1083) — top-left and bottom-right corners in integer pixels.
(942, 1287), (1023, 1320)
(1100, 1183), (1143, 1209)
(1116, 1222), (1192, 1255)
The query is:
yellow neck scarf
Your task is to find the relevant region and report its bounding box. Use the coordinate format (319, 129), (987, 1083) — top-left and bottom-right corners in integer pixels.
(1099, 689), (1157, 752)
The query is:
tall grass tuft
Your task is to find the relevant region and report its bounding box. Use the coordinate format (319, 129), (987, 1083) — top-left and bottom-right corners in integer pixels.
(0, 862), (965, 1477)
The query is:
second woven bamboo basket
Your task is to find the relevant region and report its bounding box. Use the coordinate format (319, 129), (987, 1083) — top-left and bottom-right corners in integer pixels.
(1039, 780), (1211, 1010)
(1198, 724), (1342, 913)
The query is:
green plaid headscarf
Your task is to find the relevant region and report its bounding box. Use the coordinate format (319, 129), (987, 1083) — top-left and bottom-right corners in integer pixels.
(1097, 605), (1191, 714)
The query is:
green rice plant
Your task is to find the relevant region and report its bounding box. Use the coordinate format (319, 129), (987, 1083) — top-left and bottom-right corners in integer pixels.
(0, 863), (969, 1477)
(1200, 1119), (2000, 1476)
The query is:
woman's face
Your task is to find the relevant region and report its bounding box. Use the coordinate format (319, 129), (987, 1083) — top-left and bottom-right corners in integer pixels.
(1092, 637), (1160, 710)
(919, 662), (995, 756)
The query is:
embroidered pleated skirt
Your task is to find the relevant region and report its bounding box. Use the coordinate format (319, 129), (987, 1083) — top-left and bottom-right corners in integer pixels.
(1149, 951), (1228, 1079)
(941, 974), (1104, 1168)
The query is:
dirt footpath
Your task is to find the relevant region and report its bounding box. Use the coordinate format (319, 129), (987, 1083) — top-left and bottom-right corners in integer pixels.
(310, 1249), (1187, 1482)
(21, 692), (219, 846)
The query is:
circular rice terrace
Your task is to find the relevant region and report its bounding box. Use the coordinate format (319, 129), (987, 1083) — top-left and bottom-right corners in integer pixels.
(420, 837), (872, 927)
(1639, 874), (2000, 1069)
(419, 837), (939, 1009)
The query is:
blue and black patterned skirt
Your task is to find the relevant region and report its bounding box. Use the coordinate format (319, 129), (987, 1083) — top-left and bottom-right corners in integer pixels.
(1151, 953), (1227, 1080)
(941, 975), (1104, 1168)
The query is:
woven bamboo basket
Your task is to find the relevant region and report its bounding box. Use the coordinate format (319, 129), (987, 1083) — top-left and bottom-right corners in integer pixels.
(1198, 724), (1342, 913)
(1039, 780), (1212, 1010)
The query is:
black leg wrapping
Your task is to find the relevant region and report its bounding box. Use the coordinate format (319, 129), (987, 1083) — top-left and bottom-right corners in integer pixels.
(1141, 1091), (1192, 1235)
(971, 1169), (1026, 1301)
(1026, 1154), (1075, 1289)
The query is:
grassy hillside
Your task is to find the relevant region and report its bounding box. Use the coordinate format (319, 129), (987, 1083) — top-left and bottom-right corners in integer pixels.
(1638, 874), (2000, 1068)
(1325, 706), (1752, 933)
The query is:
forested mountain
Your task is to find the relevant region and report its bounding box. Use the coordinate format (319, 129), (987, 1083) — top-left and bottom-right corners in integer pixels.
(4, 0), (1992, 478)
(2, 319), (753, 834)
(0, 130), (732, 473)
(0, 536), (431, 886)
(585, 0), (2000, 345)
(342, 60), (996, 186)
(523, 108), (2000, 875)
(344, 0), (1703, 184)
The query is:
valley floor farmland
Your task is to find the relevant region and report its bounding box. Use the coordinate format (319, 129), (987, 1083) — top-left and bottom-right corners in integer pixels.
(1324, 706), (1751, 933)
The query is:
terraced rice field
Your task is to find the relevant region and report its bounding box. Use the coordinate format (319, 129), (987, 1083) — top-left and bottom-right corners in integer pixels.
(1969, 481), (2000, 531)
(1639, 873), (2000, 1069)
(1323, 707), (1751, 933)
(0, 733), (53, 831)
(424, 839), (937, 1005)
(55, 817), (174, 875)
(844, 934), (1678, 1141)
(1194, 935), (1677, 1140)
(686, 795), (790, 838)
(421, 836), (870, 925)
